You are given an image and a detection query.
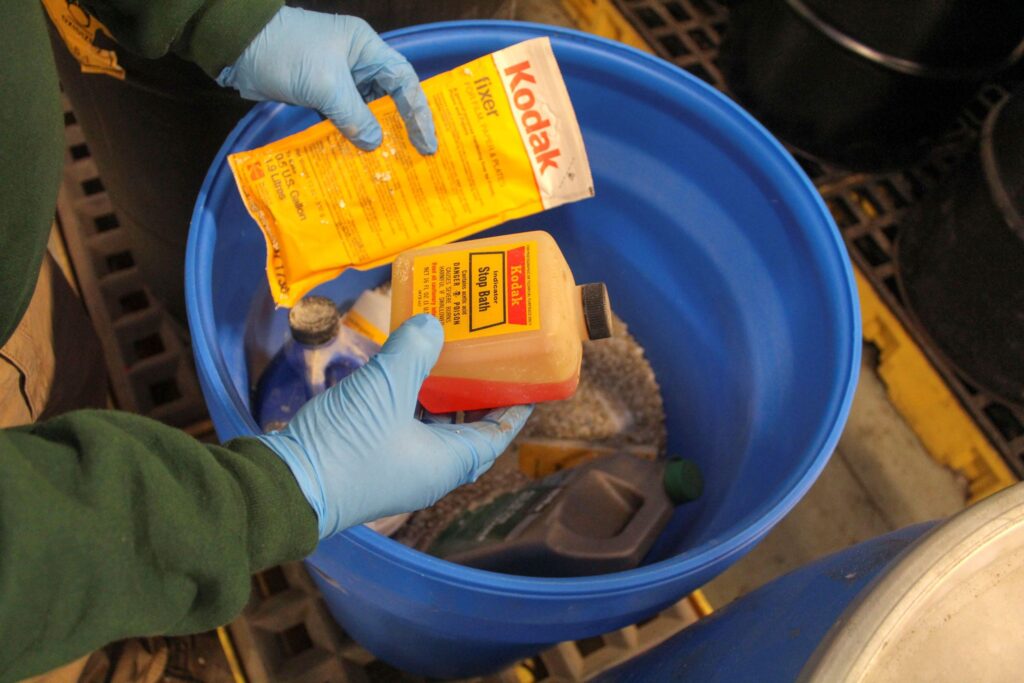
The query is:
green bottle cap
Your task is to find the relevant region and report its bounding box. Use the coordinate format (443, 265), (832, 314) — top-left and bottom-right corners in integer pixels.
(663, 458), (703, 504)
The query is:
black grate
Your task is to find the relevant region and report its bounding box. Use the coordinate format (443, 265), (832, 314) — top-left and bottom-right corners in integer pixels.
(614, 0), (728, 88)
(57, 96), (209, 429)
(614, 0), (1024, 477)
(230, 563), (699, 682)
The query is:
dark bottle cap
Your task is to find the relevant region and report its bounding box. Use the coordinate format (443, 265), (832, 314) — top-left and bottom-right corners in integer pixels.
(288, 296), (340, 346)
(580, 282), (613, 340)
(663, 458), (703, 504)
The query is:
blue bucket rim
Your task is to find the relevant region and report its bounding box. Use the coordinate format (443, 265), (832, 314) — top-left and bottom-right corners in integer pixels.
(187, 19), (861, 597)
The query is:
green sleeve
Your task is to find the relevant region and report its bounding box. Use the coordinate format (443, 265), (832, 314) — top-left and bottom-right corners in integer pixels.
(83, 0), (284, 76)
(0, 410), (318, 681)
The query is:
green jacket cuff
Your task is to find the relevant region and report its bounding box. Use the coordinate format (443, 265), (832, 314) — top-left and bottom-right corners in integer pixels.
(178, 0), (284, 78)
(227, 436), (320, 571)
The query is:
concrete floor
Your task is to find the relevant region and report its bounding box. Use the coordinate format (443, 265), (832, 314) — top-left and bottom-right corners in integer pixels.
(703, 347), (968, 606)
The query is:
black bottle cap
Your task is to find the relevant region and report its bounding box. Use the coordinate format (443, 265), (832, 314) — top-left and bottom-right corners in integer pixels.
(288, 296), (340, 346)
(663, 458), (703, 504)
(580, 282), (613, 340)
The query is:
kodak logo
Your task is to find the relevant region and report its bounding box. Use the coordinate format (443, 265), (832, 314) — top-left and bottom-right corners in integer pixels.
(503, 60), (561, 175)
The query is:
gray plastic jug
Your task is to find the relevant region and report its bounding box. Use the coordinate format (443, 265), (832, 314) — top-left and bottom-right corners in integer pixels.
(430, 453), (701, 577)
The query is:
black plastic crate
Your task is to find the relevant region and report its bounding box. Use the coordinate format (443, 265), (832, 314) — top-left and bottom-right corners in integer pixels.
(57, 96), (208, 428)
(229, 563), (699, 682)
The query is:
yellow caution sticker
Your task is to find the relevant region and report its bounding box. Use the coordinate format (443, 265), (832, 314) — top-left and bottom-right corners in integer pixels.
(41, 0), (125, 79)
(341, 309), (387, 345)
(410, 241), (540, 341)
(228, 37), (593, 307)
(340, 288), (391, 345)
(517, 439), (659, 479)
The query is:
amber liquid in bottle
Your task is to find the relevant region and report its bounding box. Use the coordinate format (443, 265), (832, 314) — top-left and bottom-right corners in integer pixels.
(390, 230), (612, 412)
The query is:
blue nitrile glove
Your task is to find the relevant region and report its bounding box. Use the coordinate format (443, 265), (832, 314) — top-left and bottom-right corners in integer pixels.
(259, 315), (533, 539)
(217, 6), (437, 154)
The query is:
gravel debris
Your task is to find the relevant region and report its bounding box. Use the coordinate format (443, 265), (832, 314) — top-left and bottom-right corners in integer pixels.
(520, 314), (667, 450)
(391, 450), (530, 550)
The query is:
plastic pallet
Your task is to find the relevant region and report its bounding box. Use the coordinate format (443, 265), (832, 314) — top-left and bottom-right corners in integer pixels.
(228, 563), (700, 683)
(612, 0), (728, 88)
(57, 97), (208, 428)
(612, 0), (1023, 494)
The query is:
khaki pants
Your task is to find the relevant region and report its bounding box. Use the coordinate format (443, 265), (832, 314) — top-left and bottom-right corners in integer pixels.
(18, 658), (89, 683)
(7, 255), (107, 683)
(20, 642), (168, 683)
(0, 255), (107, 426)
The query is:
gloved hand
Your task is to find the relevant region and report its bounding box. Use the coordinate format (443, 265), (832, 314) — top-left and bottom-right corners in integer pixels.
(259, 314), (533, 539)
(217, 7), (437, 155)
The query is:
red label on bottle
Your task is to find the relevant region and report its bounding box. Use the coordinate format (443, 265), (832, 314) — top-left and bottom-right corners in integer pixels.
(507, 246), (527, 325)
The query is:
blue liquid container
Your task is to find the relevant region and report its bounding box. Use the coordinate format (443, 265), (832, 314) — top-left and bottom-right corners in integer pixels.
(252, 296), (378, 431)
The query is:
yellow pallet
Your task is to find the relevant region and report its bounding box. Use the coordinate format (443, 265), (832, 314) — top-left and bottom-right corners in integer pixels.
(560, 0), (654, 53)
(855, 267), (1017, 503)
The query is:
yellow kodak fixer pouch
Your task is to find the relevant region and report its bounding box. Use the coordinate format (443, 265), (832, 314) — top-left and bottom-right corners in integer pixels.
(228, 37), (594, 307)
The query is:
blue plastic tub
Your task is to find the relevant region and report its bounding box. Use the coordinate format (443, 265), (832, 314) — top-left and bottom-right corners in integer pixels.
(186, 21), (860, 678)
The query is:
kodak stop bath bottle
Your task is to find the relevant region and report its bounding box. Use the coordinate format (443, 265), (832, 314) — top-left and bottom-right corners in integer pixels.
(390, 230), (613, 412)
